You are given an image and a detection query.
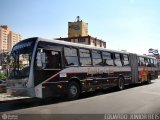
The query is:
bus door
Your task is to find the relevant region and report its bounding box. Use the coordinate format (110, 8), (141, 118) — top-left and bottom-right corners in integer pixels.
(35, 49), (62, 86)
(129, 53), (139, 83)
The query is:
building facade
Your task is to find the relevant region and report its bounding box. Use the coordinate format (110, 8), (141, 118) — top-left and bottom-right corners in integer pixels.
(57, 35), (106, 48)
(0, 25), (21, 52)
(68, 16), (88, 37)
(8, 31), (21, 51)
(0, 26), (10, 52)
(58, 16), (106, 48)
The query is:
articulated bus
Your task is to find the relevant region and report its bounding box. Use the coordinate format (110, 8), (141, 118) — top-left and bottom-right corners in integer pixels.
(7, 37), (159, 100)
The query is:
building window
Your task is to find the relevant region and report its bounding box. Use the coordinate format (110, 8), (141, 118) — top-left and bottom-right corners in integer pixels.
(64, 39), (71, 42)
(64, 47), (79, 66)
(79, 49), (91, 66)
(78, 38), (85, 42)
(92, 50), (103, 66)
(102, 52), (114, 66)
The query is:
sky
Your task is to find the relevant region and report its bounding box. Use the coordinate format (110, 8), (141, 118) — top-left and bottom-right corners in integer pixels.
(0, 0), (160, 55)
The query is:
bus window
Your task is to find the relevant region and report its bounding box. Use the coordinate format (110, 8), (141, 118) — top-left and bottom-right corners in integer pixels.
(114, 53), (122, 66)
(150, 59), (154, 67)
(102, 52), (114, 66)
(92, 50), (103, 66)
(154, 59), (157, 67)
(145, 58), (151, 67)
(144, 58), (148, 66)
(45, 50), (61, 69)
(139, 57), (145, 66)
(123, 54), (129, 66)
(79, 49), (92, 66)
(64, 47), (79, 66)
(157, 61), (160, 68)
(148, 59), (151, 67)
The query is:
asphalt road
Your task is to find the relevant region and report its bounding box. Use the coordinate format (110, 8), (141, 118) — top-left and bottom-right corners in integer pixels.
(2, 78), (160, 120)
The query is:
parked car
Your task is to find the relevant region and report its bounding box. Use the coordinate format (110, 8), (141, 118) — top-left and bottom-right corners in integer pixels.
(0, 79), (6, 93)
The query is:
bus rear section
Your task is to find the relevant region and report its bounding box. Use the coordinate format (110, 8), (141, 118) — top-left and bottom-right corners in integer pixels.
(138, 55), (158, 83)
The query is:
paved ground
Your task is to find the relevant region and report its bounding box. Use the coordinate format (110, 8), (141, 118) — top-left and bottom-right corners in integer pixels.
(3, 78), (160, 115)
(0, 93), (30, 102)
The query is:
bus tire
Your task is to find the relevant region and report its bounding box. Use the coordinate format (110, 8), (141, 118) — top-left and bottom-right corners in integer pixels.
(118, 77), (125, 90)
(67, 81), (80, 100)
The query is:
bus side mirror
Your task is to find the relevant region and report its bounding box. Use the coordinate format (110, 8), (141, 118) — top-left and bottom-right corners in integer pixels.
(36, 51), (46, 69)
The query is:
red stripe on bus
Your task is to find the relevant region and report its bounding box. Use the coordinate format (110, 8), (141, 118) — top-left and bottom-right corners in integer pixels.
(42, 73), (60, 83)
(42, 72), (87, 83)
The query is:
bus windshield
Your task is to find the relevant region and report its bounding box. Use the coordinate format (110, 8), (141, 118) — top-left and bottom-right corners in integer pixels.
(8, 38), (36, 79)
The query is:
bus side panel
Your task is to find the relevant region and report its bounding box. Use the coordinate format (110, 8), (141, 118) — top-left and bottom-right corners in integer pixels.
(40, 66), (132, 98)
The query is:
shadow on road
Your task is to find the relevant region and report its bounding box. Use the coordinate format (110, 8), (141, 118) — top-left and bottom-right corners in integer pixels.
(0, 81), (155, 112)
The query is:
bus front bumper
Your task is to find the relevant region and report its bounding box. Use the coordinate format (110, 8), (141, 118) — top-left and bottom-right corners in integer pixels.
(7, 87), (36, 97)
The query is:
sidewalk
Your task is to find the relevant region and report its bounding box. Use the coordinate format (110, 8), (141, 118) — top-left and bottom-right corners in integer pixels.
(0, 93), (30, 102)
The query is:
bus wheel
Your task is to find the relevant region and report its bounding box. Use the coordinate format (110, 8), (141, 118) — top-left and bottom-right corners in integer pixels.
(67, 81), (80, 100)
(118, 77), (125, 90)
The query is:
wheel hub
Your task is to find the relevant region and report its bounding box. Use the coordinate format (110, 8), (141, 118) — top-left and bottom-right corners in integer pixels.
(70, 85), (77, 96)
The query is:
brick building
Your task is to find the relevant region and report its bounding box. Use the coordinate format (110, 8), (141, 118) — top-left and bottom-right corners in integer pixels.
(57, 16), (106, 48)
(57, 35), (106, 48)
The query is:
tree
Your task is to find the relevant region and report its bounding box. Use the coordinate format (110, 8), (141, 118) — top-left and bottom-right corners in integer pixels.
(0, 73), (6, 79)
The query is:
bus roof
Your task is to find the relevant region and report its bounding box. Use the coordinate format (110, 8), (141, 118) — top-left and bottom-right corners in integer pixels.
(37, 37), (130, 54)
(15, 37), (156, 59)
